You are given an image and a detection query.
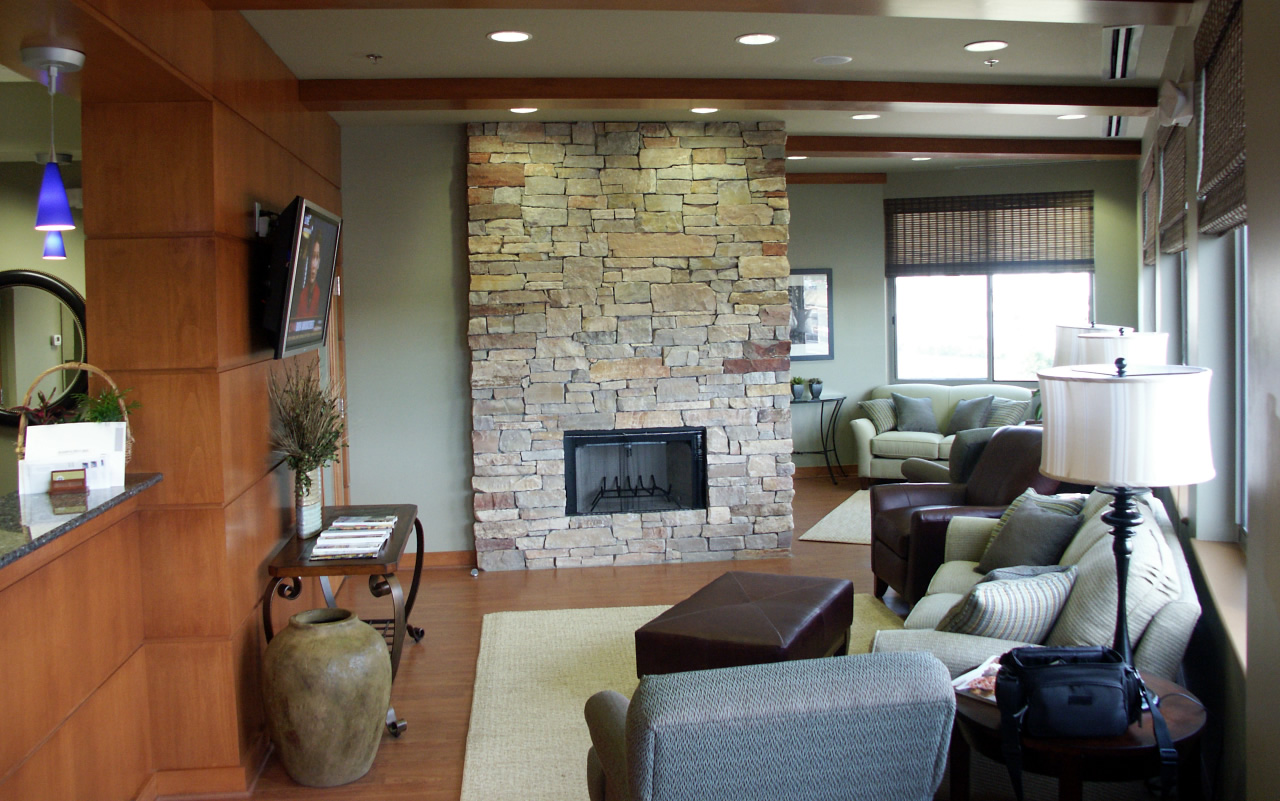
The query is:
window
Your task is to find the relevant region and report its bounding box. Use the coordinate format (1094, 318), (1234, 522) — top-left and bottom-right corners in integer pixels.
(885, 191), (1095, 382)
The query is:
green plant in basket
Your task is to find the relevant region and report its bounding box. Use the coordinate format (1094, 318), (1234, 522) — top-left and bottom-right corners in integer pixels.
(268, 360), (345, 493)
(71, 386), (140, 423)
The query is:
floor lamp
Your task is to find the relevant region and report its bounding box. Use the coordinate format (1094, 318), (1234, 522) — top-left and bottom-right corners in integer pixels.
(1037, 360), (1214, 666)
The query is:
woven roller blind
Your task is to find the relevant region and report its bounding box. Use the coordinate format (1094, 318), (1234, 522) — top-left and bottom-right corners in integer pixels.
(1199, 0), (1246, 235)
(1160, 126), (1188, 254)
(1142, 155), (1158, 266)
(884, 191), (1094, 277)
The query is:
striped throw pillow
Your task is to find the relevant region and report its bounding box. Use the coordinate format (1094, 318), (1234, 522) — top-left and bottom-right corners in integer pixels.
(985, 397), (1031, 427)
(858, 398), (897, 434)
(936, 566), (1078, 643)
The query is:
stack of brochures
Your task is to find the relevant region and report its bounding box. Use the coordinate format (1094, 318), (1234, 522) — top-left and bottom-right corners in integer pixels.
(309, 514), (398, 560)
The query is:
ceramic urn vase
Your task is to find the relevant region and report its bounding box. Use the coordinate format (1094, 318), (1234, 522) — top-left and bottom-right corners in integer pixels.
(262, 608), (392, 787)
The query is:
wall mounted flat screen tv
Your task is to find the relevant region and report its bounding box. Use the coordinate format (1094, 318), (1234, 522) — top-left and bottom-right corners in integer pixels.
(262, 197), (342, 359)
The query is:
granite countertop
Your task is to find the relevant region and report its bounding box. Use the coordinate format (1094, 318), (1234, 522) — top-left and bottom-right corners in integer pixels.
(0, 473), (163, 570)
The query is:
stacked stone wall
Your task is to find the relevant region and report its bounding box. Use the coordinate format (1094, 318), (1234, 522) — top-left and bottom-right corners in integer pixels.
(466, 120), (794, 570)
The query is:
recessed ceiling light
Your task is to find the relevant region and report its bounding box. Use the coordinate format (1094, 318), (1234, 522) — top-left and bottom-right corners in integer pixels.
(690, 107), (718, 114)
(736, 33), (779, 46)
(787, 155), (808, 160)
(964, 40), (1008, 52)
(510, 107), (538, 114)
(1057, 114), (1088, 120)
(488, 30), (532, 43)
(911, 157), (933, 161)
(851, 114), (881, 120)
(814, 55), (853, 66)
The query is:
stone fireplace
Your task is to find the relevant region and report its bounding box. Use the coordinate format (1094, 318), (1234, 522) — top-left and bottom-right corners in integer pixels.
(466, 120), (794, 570)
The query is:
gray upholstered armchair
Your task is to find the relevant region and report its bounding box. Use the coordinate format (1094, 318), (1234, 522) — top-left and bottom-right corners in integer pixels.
(583, 652), (955, 801)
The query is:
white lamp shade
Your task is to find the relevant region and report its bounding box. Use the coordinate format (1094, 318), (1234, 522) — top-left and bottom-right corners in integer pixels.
(1038, 364), (1215, 487)
(1078, 331), (1170, 366)
(1053, 323), (1122, 367)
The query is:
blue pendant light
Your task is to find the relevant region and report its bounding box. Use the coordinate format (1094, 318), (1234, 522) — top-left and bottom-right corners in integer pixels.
(20, 47), (84, 236)
(42, 231), (67, 260)
(36, 162), (74, 231)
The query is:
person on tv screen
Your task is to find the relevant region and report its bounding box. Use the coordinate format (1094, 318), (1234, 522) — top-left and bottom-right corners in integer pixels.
(294, 237), (325, 320)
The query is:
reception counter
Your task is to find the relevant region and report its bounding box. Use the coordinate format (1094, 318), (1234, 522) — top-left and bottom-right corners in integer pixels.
(0, 473), (163, 800)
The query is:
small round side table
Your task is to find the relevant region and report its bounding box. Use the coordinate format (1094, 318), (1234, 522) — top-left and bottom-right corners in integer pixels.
(950, 675), (1206, 801)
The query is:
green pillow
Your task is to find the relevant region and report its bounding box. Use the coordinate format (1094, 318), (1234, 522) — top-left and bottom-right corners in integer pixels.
(946, 395), (994, 436)
(986, 397), (1031, 427)
(858, 398), (897, 434)
(937, 566), (1078, 643)
(892, 393), (939, 434)
(977, 490), (1087, 573)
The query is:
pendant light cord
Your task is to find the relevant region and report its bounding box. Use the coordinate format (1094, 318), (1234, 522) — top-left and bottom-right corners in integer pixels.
(47, 65), (58, 162)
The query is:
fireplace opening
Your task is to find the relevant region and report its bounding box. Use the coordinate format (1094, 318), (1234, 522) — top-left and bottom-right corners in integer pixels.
(564, 427), (707, 516)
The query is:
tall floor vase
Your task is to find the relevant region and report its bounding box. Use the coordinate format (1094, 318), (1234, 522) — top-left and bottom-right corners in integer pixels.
(296, 467), (323, 538)
(262, 608), (392, 787)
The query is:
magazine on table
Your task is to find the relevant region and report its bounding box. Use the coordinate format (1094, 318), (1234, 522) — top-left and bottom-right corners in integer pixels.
(309, 523), (393, 559)
(951, 654), (1002, 704)
(328, 514), (399, 529)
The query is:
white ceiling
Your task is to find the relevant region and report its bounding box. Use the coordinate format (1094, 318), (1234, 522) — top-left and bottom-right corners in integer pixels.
(242, 6), (1185, 173)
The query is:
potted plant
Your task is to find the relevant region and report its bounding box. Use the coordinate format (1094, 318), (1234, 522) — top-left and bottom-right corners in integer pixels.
(790, 375), (805, 400)
(807, 376), (824, 399)
(269, 360), (345, 538)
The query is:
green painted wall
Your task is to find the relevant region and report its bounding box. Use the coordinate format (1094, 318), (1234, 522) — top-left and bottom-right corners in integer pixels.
(340, 124), (473, 553)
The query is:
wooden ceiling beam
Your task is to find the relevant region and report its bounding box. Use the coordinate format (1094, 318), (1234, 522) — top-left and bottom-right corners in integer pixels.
(787, 135), (1141, 160)
(209, 0), (1194, 26)
(298, 77), (1157, 116)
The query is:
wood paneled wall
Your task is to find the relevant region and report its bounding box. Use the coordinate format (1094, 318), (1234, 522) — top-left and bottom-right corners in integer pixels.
(0, 1), (341, 797)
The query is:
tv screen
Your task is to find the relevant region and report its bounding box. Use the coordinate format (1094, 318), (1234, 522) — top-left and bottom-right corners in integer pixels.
(263, 197), (341, 359)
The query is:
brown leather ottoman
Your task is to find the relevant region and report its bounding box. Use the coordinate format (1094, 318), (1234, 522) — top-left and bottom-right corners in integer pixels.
(634, 572), (854, 677)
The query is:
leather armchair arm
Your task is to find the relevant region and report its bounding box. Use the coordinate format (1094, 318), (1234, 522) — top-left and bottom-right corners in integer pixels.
(903, 505), (1008, 604)
(870, 483), (967, 517)
(900, 458), (950, 483)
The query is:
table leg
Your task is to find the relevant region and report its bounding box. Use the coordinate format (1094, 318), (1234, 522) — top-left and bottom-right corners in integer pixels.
(1179, 740), (1203, 801)
(368, 572), (407, 680)
(816, 399), (838, 484)
(319, 575), (337, 607)
(950, 725), (971, 801)
(262, 576), (302, 643)
(404, 518), (425, 642)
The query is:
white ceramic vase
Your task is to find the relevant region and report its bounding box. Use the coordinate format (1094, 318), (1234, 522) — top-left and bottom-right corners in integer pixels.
(296, 467), (324, 539)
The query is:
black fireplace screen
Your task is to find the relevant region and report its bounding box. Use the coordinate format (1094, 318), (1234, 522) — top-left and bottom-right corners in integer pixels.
(563, 427), (707, 516)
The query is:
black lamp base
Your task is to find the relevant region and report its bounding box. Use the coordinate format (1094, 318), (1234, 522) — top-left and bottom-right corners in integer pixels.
(1099, 485), (1147, 668)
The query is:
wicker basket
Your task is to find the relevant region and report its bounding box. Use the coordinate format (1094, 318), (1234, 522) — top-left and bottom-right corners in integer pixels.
(15, 361), (134, 463)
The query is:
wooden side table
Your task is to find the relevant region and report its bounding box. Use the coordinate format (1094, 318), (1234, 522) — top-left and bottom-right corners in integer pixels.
(263, 504), (425, 736)
(950, 675), (1206, 801)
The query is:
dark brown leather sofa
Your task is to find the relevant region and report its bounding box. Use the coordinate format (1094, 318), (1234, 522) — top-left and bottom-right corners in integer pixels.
(869, 426), (1060, 605)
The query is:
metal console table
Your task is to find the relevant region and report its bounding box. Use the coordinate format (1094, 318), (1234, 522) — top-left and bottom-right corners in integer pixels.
(263, 503), (425, 736)
(790, 392), (847, 484)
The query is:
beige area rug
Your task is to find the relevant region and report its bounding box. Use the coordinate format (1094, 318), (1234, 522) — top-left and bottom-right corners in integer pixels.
(798, 490), (872, 544)
(459, 596), (904, 801)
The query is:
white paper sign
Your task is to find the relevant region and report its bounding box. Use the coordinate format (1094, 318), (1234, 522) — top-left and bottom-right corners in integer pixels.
(18, 421), (127, 494)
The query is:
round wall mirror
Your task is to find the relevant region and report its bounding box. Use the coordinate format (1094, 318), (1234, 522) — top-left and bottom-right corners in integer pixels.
(0, 270), (87, 426)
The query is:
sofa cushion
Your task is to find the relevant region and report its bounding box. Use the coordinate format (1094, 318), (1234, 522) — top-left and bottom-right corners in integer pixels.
(1046, 511), (1181, 650)
(858, 398), (897, 434)
(946, 395), (994, 436)
(893, 393), (940, 434)
(904, 593), (963, 631)
(976, 494), (1084, 573)
(985, 397), (1031, 427)
(926, 560), (983, 596)
(937, 566), (1077, 643)
(982, 489), (1088, 554)
(870, 431), (945, 460)
(937, 434), (957, 460)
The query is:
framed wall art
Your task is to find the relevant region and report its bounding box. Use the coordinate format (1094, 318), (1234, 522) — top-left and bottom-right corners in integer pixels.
(788, 269), (833, 360)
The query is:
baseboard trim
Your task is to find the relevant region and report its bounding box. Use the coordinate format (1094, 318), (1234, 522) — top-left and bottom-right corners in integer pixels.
(792, 464), (857, 479)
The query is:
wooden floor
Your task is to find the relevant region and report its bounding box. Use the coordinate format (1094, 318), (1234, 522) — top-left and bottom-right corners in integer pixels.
(251, 475), (887, 800)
